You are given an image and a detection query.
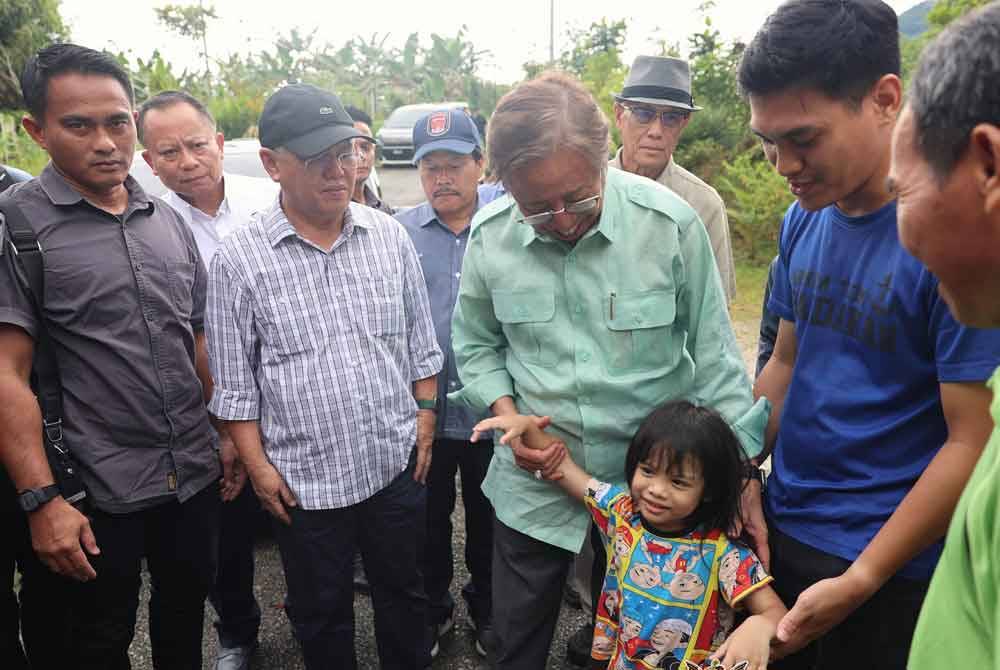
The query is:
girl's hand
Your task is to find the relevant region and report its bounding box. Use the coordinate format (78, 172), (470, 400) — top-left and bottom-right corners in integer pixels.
(709, 614), (777, 670)
(472, 414), (553, 450)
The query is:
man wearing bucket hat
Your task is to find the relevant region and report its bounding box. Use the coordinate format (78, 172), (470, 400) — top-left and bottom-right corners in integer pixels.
(611, 55), (736, 302)
(395, 109), (503, 659)
(205, 83), (443, 670)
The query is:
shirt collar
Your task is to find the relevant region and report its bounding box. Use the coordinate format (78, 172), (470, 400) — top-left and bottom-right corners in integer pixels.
(38, 163), (152, 212)
(264, 197), (368, 248)
(417, 194), (485, 232)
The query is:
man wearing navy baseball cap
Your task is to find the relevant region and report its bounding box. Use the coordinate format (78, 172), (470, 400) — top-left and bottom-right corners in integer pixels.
(395, 109), (501, 659)
(206, 83), (443, 670)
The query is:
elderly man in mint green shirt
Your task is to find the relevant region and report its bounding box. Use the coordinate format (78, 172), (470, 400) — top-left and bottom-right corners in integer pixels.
(449, 71), (766, 669)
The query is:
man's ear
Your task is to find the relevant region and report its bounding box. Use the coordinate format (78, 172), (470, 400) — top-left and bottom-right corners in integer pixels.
(613, 102), (626, 130)
(259, 148), (281, 183)
(141, 149), (157, 174)
(973, 124), (1000, 218)
(21, 115), (46, 151)
(215, 131), (225, 156)
(870, 74), (903, 124)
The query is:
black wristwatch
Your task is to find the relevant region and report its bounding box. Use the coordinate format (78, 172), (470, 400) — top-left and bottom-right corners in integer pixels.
(742, 463), (767, 487)
(17, 485), (61, 512)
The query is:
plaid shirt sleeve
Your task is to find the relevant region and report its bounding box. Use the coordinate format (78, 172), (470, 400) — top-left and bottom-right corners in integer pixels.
(399, 226), (443, 381)
(206, 249), (261, 420)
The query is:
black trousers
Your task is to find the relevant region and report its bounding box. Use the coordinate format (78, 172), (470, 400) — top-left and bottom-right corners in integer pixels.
(209, 483), (262, 649)
(492, 516), (574, 670)
(423, 437), (494, 626)
(0, 471), (28, 670)
(18, 484), (219, 670)
(273, 450), (431, 670)
(768, 526), (929, 670)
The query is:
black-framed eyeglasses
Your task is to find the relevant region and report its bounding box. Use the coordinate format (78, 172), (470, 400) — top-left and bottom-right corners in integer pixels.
(302, 147), (360, 176)
(622, 104), (690, 128)
(515, 194), (601, 226)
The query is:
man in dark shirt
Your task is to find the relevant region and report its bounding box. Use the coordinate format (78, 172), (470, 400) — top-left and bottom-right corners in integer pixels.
(0, 44), (220, 669)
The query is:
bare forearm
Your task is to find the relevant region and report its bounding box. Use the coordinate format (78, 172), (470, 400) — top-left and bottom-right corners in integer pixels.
(852, 438), (983, 587)
(753, 356), (792, 457)
(412, 375), (437, 401)
(0, 375), (54, 490)
(551, 455), (594, 502)
(223, 420), (270, 475)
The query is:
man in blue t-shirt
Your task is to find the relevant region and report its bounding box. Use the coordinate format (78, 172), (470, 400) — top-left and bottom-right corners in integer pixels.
(739, 1), (1000, 668)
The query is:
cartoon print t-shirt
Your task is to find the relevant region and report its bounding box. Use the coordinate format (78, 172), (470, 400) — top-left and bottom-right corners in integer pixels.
(586, 481), (772, 669)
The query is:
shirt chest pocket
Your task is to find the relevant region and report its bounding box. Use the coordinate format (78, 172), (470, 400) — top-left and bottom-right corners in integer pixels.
(492, 289), (557, 367)
(166, 260), (196, 320)
(602, 289), (682, 372)
(260, 288), (328, 358)
(359, 276), (405, 338)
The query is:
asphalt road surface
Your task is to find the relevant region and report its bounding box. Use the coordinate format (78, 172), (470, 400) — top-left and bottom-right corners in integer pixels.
(128, 164), (591, 670)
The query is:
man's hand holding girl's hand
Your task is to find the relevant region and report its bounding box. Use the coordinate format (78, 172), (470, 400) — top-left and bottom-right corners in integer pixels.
(472, 414), (567, 479)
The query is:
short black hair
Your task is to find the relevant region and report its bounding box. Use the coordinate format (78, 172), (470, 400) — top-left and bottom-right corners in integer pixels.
(738, 0), (900, 106)
(137, 90), (216, 144)
(624, 401), (747, 536)
(344, 105), (372, 128)
(909, 3), (1000, 179)
(20, 43), (134, 121)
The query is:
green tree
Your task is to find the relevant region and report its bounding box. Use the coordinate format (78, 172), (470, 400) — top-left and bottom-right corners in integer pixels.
(927, 0), (991, 29)
(715, 151), (791, 264)
(0, 0), (66, 110)
(155, 2), (217, 78)
(559, 19), (627, 77)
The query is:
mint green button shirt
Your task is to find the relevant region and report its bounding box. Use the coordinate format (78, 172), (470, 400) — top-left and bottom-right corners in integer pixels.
(450, 167), (768, 553)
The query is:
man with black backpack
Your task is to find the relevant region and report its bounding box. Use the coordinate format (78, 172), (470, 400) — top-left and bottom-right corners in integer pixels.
(0, 44), (220, 668)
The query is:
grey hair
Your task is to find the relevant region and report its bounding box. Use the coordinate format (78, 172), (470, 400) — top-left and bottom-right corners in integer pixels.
(909, 2), (1000, 180)
(487, 71), (609, 183)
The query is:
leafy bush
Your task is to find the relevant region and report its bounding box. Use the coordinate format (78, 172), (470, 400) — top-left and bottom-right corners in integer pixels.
(715, 150), (791, 264)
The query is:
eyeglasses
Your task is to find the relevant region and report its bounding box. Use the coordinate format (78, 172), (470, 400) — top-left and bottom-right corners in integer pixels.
(302, 147), (360, 176)
(515, 194), (601, 226)
(622, 104), (690, 128)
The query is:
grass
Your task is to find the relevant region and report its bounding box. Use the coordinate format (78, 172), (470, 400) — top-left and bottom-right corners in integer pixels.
(732, 260), (771, 324)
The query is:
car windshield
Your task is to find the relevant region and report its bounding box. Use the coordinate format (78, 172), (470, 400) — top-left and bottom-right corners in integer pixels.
(384, 107), (439, 128)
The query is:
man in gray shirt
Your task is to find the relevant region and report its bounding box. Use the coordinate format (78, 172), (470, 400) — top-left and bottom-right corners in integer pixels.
(0, 44), (219, 668)
(206, 83), (442, 670)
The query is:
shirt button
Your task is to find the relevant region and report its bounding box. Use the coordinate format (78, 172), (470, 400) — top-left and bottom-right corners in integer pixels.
(580, 396), (592, 405)
(635, 315), (644, 324)
(574, 304), (583, 314)
(454, 272), (461, 279)
(580, 352), (591, 362)
(449, 380), (458, 389)
(517, 307), (528, 317)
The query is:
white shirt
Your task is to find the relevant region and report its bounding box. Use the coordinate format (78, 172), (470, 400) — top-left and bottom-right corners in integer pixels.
(162, 172), (279, 263)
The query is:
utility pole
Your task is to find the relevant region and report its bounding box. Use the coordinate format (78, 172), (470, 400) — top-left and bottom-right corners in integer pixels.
(549, 0), (555, 64)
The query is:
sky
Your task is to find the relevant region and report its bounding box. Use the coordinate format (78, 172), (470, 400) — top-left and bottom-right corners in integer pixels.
(61, 0), (925, 85)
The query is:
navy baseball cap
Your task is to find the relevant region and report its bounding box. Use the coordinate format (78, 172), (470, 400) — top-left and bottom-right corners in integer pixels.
(259, 84), (370, 160)
(412, 109), (483, 164)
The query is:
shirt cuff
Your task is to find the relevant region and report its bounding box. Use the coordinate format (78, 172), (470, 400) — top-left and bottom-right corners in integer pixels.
(732, 396), (771, 460)
(447, 370), (514, 411)
(410, 351), (444, 382)
(208, 387), (261, 421)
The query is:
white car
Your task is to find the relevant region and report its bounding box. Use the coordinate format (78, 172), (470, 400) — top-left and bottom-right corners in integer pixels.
(376, 102), (468, 166)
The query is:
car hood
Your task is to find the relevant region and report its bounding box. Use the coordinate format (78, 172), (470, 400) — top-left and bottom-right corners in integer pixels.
(377, 127), (414, 143)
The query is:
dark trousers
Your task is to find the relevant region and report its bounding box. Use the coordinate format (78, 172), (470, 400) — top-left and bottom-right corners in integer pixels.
(209, 483), (262, 649)
(18, 484), (219, 670)
(424, 437), (494, 626)
(768, 526), (929, 670)
(492, 516), (573, 670)
(0, 471), (28, 670)
(273, 451), (431, 670)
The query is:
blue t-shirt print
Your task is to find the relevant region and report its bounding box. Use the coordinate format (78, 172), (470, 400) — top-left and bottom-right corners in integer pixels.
(765, 200), (1000, 580)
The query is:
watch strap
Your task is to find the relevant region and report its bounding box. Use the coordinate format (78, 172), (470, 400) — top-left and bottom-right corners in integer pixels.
(18, 484), (61, 512)
(415, 397), (437, 411)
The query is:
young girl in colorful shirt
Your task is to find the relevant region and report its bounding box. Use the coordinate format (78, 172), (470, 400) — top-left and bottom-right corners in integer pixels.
(473, 401), (786, 670)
